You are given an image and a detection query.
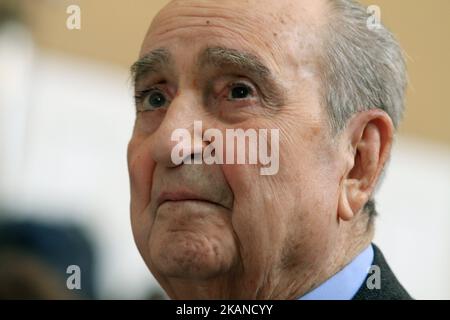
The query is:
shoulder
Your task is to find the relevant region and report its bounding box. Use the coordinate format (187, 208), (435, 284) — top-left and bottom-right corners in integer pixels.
(352, 244), (413, 300)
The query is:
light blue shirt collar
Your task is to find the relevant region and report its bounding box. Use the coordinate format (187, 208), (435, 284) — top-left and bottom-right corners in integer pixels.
(299, 244), (374, 300)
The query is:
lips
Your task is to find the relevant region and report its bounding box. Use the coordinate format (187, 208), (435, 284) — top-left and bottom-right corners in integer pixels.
(150, 165), (234, 212)
(156, 190), (231, 210)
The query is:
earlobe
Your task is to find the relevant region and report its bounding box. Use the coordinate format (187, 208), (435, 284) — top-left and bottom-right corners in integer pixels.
(338, 181), (354, 221)
(338, 179), (368, 221)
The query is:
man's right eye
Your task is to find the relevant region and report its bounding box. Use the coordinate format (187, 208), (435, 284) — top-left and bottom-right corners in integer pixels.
(137, 89), (170, 111)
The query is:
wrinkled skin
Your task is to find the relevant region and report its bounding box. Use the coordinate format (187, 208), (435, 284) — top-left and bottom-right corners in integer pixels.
(128, 0), (393, 299)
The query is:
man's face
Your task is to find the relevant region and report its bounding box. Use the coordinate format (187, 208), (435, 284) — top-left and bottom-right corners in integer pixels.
(128, 0), (343, 298)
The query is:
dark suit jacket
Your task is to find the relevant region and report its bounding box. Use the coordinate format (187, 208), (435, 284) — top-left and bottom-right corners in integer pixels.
(352, 244), (412, 300)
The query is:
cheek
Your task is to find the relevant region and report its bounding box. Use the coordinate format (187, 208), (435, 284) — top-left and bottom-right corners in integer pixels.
(128, 137), (156, 212)
(128, 137), (157, 258)
(221, 163), (291, 268)
(285, 142), (337, 204)
(277, 130), (341, 234)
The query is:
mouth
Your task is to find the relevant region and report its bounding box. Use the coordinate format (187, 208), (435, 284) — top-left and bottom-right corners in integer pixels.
(156, 191), (231, 210)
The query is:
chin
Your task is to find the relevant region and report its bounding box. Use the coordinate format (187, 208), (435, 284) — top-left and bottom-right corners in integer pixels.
(149, 229), (235, 280)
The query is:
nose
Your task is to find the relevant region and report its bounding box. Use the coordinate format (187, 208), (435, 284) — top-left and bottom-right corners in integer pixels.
(147, 93), (208, 167)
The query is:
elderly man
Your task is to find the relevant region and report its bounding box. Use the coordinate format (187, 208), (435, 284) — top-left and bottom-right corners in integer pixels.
(127, 0), (411, 300)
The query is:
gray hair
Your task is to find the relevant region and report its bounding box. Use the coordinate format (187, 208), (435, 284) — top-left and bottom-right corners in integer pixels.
(319, 0), (408, 218)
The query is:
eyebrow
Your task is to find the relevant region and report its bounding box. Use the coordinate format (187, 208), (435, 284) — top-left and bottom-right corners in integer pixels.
(131, 46), (286, 108)
(131, 48), (171, 86)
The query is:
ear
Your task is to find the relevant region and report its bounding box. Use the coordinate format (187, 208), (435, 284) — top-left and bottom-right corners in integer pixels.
(338, 110), (394, 221)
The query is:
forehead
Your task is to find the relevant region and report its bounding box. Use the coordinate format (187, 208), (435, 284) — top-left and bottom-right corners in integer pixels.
(149, 0), (326, 33)
(139, 0), (326, 72)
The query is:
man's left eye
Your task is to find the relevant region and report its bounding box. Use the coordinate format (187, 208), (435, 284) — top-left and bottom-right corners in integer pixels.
(228, 83), (254, 100)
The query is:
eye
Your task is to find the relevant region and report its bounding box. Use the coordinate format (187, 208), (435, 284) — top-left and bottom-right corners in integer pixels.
(146, 90), (169, 110)
(136, 89), (170, 112)
(228, 82), (255, 100)
(148, 91), (167, 108)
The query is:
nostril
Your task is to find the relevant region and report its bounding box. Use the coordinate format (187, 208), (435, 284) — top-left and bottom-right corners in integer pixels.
(187, 152), (203, 164)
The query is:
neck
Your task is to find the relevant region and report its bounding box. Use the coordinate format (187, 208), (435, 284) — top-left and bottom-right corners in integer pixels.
(282, 219), (374, 299)
(158, 219), (374, 300)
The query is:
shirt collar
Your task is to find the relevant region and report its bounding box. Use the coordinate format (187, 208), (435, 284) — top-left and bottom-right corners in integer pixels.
(298, 244), (374, 300)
